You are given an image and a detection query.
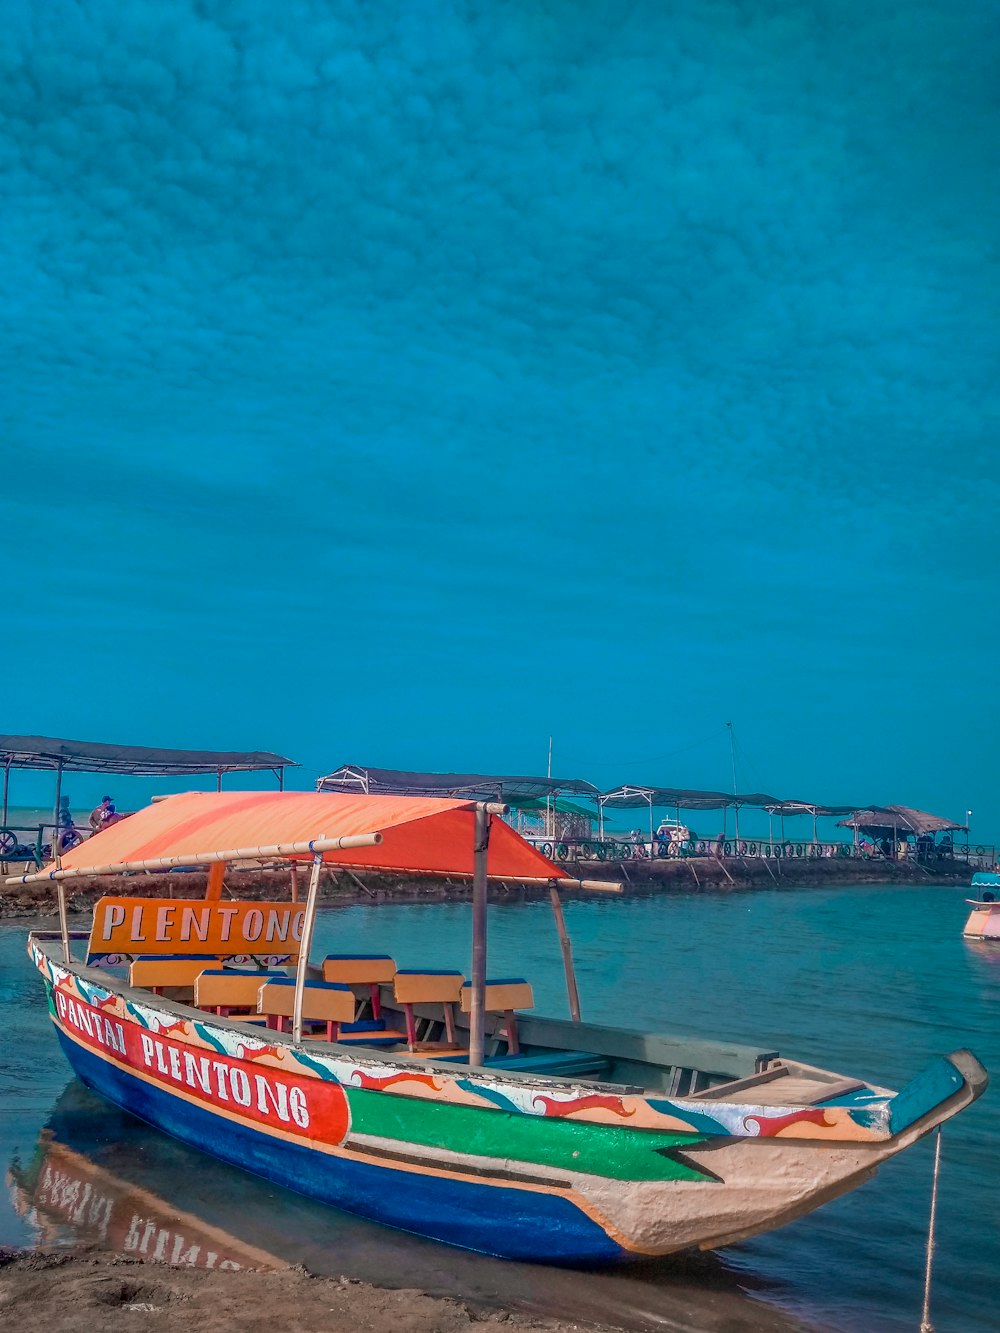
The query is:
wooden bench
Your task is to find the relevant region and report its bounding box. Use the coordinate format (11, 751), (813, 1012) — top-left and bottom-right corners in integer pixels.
(193, 969), (287, 1017)
(483, 1051), (612, 1079)
(460, 978), (533, 1055)
(257, 978), (356, 1041)
(129, 955), (221, 996)
(321, 954), (396, 1019)
(393, 970), (465, 1052)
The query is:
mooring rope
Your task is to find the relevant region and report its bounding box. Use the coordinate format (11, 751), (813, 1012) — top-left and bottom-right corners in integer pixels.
(919, 1127), (943, 1333)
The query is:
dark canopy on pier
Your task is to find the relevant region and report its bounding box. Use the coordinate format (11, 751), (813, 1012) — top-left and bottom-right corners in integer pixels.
(836, 805), (964, 836)
(599, 785), (856, 816)
(317, 764), (599, 802)
(0, 735), (296, 777)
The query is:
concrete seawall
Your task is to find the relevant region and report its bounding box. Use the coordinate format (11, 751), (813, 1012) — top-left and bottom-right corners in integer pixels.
(0, 854), (972, 919)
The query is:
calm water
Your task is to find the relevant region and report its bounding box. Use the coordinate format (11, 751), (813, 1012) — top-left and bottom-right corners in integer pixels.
(1, 884), (996, 1332)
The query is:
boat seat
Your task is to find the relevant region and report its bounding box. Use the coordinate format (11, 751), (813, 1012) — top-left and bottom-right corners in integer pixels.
(460, 978), (533, 1055)
(483, 1051), (612, 1079)
(322, 954), (396, 1018)
(393, 969), (465, 1052)
(332, 1017), (409, 1048)
(194, 969), (286, 1017)
(258, 977), (356, 1041)
(129, 955), (220, 996)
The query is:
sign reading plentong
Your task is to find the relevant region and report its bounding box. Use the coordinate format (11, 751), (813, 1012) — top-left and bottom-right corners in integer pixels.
(88, 897), (305, 958)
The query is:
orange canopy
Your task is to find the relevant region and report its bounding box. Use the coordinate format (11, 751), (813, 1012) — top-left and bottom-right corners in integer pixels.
(57, 791), (563, 881)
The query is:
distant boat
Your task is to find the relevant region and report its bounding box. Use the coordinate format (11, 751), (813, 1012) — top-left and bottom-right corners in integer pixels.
(964, 871), (1000, 940)
(15, 792), (989, 1265)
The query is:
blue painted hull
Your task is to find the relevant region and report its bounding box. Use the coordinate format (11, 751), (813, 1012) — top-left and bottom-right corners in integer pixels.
(56, 1029), (626, 1265)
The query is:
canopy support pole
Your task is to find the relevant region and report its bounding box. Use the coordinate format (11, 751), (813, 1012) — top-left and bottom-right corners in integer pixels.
(469, 804), (490, 1067)
(647, 793), (653, 855)
(290, 862), (299, 903)
(57, 880), (71, 963)
(293, 852), (324, 1044)
(549, 882), (581, 1022)
(52, 761), (63, 869)
(597, 796), (605, 841)
(216, 767), (223, 793)
(1, 758), (10, 826)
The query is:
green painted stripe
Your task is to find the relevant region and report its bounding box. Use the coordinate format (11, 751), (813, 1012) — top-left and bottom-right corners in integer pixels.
(346, 1088), (710, 1182)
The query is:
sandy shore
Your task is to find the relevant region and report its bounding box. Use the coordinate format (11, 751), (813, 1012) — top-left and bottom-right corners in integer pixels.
(0, 1250), (591, 1333)
(0, 1247), (809, 1333)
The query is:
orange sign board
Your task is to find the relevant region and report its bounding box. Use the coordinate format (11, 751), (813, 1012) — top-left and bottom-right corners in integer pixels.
(87, 897), (305, 958)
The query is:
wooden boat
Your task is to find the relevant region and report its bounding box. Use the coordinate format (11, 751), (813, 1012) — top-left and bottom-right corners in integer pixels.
(17, 791), (987, 1265)
(963, 871), (1000, 940)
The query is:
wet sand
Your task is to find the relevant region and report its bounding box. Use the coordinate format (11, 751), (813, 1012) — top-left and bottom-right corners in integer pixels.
(0, 1248), (806, 1333)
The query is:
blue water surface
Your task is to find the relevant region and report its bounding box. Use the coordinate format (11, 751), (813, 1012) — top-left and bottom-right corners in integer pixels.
(1, 883), (996, 1332)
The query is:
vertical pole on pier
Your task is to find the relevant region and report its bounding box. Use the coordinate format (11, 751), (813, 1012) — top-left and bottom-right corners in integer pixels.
(597, 796), (605, 841)
(293, 851), (324, 1044)
(216, 767), (223, 792)
(1, 757), (10, 827)
(549, 881), (581, 1022)
(290, 862), (300, 903)
(647, 792), (653, 856)
(52, 762), (63, 869)
(469, 804), (490, 1067)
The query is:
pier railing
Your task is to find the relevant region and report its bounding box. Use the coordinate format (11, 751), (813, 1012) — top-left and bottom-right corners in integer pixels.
(530, 836), (997, 869)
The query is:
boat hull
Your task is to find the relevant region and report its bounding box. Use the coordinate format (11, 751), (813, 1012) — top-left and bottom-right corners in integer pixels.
(55, 1026), (623, 1264)
(32, 939), (987, 1266)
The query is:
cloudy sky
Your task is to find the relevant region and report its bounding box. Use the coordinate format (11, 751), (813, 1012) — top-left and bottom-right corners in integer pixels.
(3, 1), (997, 831)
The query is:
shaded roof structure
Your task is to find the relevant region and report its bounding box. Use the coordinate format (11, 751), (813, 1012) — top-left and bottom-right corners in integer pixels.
(0, 735), (296, 777)
(599, 786), (858, 816)
(836, 805), (965, 836)
(49, 790), (563, 881)
(317, 764), (599, 802)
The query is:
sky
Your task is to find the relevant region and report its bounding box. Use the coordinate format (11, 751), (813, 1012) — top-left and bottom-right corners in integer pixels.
(2, 1), (998, 834)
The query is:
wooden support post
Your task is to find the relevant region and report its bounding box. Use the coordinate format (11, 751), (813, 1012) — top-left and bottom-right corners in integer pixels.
(549, 881), (581, 1022)
(290, 863), (299, 903)
(205, 861), (225, 901)
(292, 853), (323, 1044)
(57, 880), (71, 963)
(468, 803), (490, 1067)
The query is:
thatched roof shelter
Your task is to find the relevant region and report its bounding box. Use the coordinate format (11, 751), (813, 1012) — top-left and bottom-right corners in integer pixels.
(836, 805), (963, 837)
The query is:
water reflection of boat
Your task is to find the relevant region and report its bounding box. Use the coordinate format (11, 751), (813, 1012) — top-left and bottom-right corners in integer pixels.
(18, 792), (989, 1266)
(6, 1085), (283, 1270)
(6, 1085), (803, 1331)
(963, 871), (1000, 940)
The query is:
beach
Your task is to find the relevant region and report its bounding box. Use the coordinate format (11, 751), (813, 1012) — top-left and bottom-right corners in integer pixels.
(0, 1250), (593, 1333)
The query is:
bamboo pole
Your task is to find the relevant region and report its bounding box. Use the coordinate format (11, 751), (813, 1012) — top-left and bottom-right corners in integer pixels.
(292, 853), (324, 1043)
(549, 881), (581, 1022)
(555, 877), (624, 893)
(7, 831), (382, 885)
(468, 804), (490, 1067)
(57, 879), (71, 963)
(290, 862), (299, 903)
